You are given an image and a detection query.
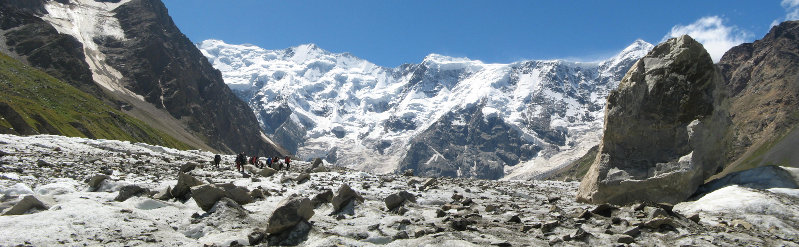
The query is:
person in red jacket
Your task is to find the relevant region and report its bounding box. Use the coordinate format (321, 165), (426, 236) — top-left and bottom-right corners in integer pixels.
(284, 156), (291, 171)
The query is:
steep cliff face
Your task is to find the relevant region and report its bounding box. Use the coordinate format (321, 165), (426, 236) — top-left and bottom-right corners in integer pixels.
(0, 0), (285, 156)
(716, 20), (799, 177)
(577, 35), (730, 205)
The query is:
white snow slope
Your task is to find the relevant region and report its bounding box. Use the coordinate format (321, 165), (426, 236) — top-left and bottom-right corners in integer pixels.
(198, 39), (653, 178)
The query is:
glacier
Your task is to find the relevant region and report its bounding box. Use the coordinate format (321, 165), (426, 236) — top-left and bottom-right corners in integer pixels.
(198, 39), (653, 179)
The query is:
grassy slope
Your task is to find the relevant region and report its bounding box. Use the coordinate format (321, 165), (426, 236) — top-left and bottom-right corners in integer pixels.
(0, 52), (192, 150)
(547, 145), (599, 182)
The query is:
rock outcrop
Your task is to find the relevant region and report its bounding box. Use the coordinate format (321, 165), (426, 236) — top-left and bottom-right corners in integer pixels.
(577, 35), (730, 205)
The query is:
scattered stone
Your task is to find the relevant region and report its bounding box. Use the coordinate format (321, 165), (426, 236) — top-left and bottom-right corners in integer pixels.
(450, 218), (474, 231)
(403, 169), (414, 176)
(312, 189), (333, 207)
(491, 240), (512, 247)
(547, 196), (561, 203)
(485, 204), (497, 212)
(393, 230), (409, 240)
(590, 203), (618, 217)
(266, 194), (314, 234)
(623, 226), (641, 237)
(436, 209), (446, 217)
(570, 227), (590, 240)
(578, 209), (592, 219)
(617, 234), (635, 244)
(688, 214), (700, 223)
(250, 188), (266, 199)
(2, 195), (55, 215)
(171, 172), (204, 200)
(86, 175), (110, 192)
(248, 230), (265, 245)
(258, 167), (277, 177)
(384, 190), (416, 211)
(641, 217), (676, 229)
(295, 173), (310, 184)
(655, 203), (674, 214)
(114, 185), (150, 202)
(153, 186), (173, 200)
(451, 194), (463, 201)
(179, 162), (200, 173)
(461, 198), (473, 206)
(36, 159), (51, 167)
(647, 207), (668, 219)
(541, 220), (559, 233)
(331, 184), (364, 213)
(731, 219), (752, 230)
(507, 215), (522, 224)
(421, 178), (436, 190)
(190, 184), (226, 211)
(223, 186), (254, 205)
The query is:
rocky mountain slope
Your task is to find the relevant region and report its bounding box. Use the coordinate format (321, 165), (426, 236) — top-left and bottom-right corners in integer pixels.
(198, 39), (653, 179)
(715, 20), (799, 178)
(0, 0), (285, 155)
(0, 52), (189, 149)
(0, 134), (797, 246)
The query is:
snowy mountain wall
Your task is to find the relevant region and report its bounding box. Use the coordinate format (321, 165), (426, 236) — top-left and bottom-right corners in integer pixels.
(198, 40), (653, 179)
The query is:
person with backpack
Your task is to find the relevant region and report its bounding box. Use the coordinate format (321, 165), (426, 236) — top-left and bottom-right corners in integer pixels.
(235, 152), (245, 172)
(213, 154), (221, 168)
(284, 156), (291, 171)
(266, 157), (272, 169)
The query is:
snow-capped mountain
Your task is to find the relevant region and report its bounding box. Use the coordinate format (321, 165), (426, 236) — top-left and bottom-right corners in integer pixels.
(198, 39), (653, 179)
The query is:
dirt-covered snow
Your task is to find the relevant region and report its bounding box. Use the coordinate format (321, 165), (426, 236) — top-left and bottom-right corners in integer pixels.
(1, 134), (798, 246)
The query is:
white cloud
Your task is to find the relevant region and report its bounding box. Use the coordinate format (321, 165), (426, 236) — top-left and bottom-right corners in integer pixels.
(664, 16), (752, 62)
(782, 0), (799, 20)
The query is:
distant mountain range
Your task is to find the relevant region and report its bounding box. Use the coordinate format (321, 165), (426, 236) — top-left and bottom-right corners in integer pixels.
(198, 39), (653, 179)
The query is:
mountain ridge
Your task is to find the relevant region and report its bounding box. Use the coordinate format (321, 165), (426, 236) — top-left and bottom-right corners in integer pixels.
(198, 38), (654, 179)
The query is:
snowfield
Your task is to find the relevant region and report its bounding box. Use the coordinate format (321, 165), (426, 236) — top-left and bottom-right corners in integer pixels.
(197, 39), (654, 179)
(1, 134), (798, 246)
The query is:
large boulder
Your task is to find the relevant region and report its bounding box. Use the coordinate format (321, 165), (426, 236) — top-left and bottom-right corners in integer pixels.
(331, 184), (364, 213)
(171, 172), (204, 200)
(266, 194), (314, 234)
(693, 166), (799, 198)
(223, 185), (254, 205)
(578, 35), (730, 205)
(2, 195), (55, 215)
(191, 184), (226, 211)
(180, 162), (200, 173)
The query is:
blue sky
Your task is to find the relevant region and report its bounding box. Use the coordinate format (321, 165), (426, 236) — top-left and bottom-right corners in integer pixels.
(164, 0), (798, 66)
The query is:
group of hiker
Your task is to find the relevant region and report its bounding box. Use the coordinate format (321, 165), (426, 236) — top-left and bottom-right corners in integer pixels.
(212, 153), (291, 173)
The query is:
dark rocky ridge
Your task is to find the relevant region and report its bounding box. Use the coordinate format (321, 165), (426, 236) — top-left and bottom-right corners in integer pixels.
(0, 0), (286, 156)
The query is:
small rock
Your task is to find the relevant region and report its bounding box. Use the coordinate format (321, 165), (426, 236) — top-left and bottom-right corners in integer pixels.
(450, 218), (474, 231)
(2, 195), (55, 215)
(331, 184), (364, 213)
(190, 184), (226, 211)
(86, 174), (110, 192)
(250, 188), (265, 199)
(688, 213), (700, 223)
(577, 209), (592, 219)
(153, 186), (173, 200)
(247, 230), (265, 245)
(403, 169), (414, 176)
(384, 190), (416, 211)
(617, 234), (635, 244)
(114, 185), (150, 202)
(171, 172), (204, 200)
(570, 227), (590, 240)
(36, 159), (51, 167)
(421, 178), (436, 190)
(266, 194), (314, 234)
(507, 215), (522, 224)
(485, 204), (497, 212)
(462, 198), (473, 206)
(622, 226), (641, 237)
(641, 217), (676, 229)
(258, 167), (277, 177)
(451, 194), (464, 201)
(547, 196), (561, 203)
(295, 173), (310, 184)
(179, 162), (199, 173)
(731, 219), (752, 230)
(312, 189), (333, 207)
(393, 230), (409, 240)
(541, 220), (559, 233)
(436, 209), (446, 217)
(647, 207), (668, 219)
(591, 203), (618, 217)
(223, 186), (254, 205)
(491, 241), (512, 247)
